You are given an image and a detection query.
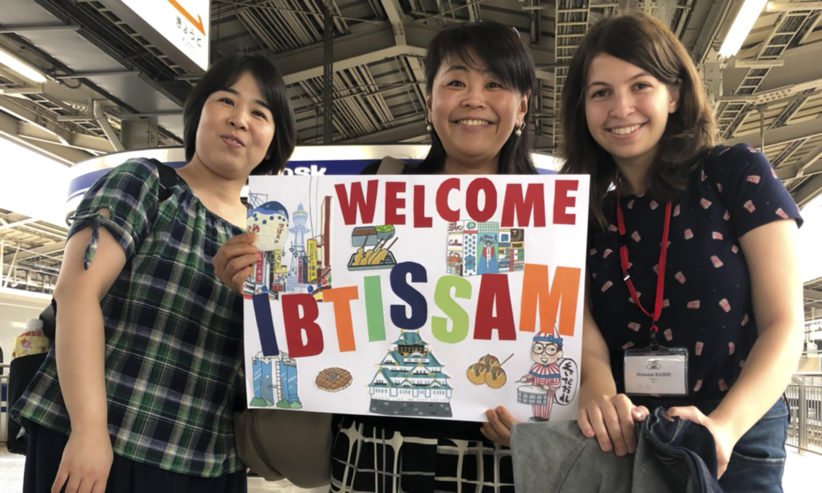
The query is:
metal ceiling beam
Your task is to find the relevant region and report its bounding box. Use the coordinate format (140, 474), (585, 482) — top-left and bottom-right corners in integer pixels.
(380, 0), (406, 44)
(722, 117), (822, 148)
(0, 94), (121, 155)
(277, 22), (435, 84)
(806, 288), (822, 301)
(778, 143), (822, 180)
(3, 240), (66, 263)
(766, 2), (822, 12)
(0, 95), (71, 143)
(0, 23), (80, 33)
(793, 173), (822, 207)
(339, 118), (426, 144)
(16, 120), (112, 154)
(0, 219), (37, 231)
(277, 13), (555, 85)
(0, 110), (89, 164)
(380, 0), (425, 85)
(685, 0), (735, 63)
(15, 137), (92, 164)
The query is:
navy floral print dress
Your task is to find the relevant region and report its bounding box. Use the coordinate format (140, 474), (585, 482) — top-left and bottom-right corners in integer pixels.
(587, 144), (802, 408)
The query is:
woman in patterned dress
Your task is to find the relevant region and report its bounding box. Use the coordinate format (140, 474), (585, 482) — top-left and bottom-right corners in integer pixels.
(216, 20), (538, 493)
(13, 54), (296, 493)
(552, 12), (799, 492)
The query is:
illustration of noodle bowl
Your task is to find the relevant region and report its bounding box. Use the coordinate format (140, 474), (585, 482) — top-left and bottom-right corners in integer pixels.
(516, 385), (549, 405)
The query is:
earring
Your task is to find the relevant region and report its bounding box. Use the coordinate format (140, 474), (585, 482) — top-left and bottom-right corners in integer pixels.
(515, 122), (525, 137)
(425, 117), (432, 133)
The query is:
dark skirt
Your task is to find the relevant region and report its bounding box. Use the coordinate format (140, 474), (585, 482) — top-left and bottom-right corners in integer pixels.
(22, 421), (247, 493)
(330, 415), (514, 493)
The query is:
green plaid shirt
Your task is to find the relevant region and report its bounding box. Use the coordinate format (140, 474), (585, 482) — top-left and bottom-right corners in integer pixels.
(13, 158), (245, 477)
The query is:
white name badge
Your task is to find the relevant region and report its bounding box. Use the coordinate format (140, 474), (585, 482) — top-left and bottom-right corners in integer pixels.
(624, 347), (688, 396)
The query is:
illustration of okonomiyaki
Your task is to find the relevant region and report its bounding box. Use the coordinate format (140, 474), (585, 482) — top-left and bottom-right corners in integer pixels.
(446, 221), (525, 276)
(368, 331), (452, 417)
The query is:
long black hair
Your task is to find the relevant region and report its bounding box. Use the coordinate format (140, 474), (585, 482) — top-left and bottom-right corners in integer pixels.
(183, 53), (296, 175)
(412, 21), (537, 175)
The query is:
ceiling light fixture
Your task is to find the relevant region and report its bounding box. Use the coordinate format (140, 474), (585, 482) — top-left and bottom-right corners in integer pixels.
(719, 0), (767, 58)
(0, 47), (47, 84)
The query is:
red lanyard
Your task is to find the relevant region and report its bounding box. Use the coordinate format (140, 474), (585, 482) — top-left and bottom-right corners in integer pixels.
(615, 188), (672, 343)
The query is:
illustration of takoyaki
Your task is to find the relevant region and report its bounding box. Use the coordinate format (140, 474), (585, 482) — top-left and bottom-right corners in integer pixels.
(466, 353), (512, 388)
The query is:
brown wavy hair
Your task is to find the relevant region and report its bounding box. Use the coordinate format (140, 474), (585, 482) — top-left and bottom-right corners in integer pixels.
(559, 12), (716, 229)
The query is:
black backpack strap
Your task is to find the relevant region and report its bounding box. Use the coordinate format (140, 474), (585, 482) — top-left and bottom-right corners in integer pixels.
(153, 161), (178, 201)
(39, 298), (57, 340)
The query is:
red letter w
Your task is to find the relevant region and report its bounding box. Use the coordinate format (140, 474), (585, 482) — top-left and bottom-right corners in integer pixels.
(335, 180), (378, 224)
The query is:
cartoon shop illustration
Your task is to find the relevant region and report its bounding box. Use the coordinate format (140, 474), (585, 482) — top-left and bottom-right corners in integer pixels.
(245, 194), (332, 299)
(368, 331), (453, 417)
(446, 221), (524, 277)
(250, 351), (302, 409)
(518, 327), (577, 421)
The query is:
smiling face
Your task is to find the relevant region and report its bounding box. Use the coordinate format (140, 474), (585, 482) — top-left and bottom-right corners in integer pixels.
(426, 53), (529, 174)
(531, 341), (562, 366)
(584, 54), (679, 175)
(191, 71), (276, 181)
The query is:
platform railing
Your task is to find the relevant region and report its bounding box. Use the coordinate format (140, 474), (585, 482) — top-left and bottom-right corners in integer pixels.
(2, 365), (821, 455)
(1, 363), (9, 444)
(786, 373), (822, 455)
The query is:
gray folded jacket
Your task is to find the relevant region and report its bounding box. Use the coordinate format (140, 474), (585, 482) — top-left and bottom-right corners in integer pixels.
(511, 408), (722, 493)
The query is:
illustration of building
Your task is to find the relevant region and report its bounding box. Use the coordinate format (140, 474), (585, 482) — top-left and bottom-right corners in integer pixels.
(250, 351), (302, 409)
(368, 331), (452, 417)
(446, 221), (525, 276)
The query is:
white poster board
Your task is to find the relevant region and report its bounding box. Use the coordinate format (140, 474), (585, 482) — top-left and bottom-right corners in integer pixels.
(243, 174), (589, 422)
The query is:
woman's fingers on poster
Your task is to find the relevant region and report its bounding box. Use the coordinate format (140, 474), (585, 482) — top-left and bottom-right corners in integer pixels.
(213, 232), (258, 293)
(481, 406), (519, 447)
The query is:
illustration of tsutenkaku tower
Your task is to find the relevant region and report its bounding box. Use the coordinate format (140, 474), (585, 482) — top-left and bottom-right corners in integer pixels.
(287, 203), (310, 287)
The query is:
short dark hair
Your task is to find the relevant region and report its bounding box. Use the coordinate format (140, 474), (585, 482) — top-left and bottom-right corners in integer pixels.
(182, 53), (296, 175)
(559, 12), (717, 229)
(413, 21), (537, 175)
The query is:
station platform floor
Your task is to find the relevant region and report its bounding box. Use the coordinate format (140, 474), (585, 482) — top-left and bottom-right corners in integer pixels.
(1, 444), (819, 492)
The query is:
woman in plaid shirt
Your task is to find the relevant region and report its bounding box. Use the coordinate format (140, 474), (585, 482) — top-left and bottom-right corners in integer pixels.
(13, 53), (295, 493)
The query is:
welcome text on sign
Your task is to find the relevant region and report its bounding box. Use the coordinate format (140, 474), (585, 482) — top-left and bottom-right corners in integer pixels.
(333, 177), (580, 227)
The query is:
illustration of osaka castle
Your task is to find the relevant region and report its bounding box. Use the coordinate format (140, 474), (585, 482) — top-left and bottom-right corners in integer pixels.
(250, 351), (302, 409)
(368, 331), (453, 417)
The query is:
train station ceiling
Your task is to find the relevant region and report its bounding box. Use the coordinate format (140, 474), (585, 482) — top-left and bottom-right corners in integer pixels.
(1, 0), (822, 319)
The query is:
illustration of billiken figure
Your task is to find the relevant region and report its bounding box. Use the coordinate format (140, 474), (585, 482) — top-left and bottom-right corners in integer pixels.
(479, 236), (497, 274)
(519, 330), (564, 422)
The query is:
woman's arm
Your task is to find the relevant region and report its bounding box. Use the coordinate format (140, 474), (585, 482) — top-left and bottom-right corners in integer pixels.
(51, 224), (125, 493)
(669, 219), (803, 477)
(577, 299), (649, 456)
